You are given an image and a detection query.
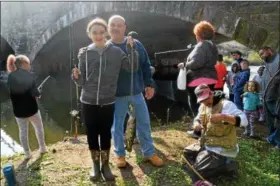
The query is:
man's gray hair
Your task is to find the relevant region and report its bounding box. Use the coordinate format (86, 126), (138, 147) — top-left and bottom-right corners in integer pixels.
(108, 15), (126, 24)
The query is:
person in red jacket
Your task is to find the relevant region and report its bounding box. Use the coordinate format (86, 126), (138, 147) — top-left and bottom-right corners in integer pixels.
(214, 54), (228, 91)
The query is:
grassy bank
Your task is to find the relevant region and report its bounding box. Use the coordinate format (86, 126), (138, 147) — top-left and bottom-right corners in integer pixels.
(1, 122), (279, 186)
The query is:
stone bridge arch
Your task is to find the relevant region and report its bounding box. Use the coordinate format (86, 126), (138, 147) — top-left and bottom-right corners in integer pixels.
(29, 1), (243, 62)
(0, 35), (15, 70)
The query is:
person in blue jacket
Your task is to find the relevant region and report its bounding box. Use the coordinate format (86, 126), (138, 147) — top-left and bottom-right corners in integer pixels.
(108, 15), (164, 168)
(233, 59), (250, 110)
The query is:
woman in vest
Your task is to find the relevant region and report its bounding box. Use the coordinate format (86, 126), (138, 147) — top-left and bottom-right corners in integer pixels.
(183, 84), (248, 183)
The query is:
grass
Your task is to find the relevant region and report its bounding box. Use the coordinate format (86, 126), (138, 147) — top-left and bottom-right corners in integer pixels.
(1, 122), (279, 186)
(217, 139), (280, 186)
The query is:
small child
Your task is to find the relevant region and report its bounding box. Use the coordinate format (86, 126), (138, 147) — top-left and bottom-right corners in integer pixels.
(233, 59), (250, 110)
(242, 81), (262, 137)
(226, 62), (240, 101)
(252, 66), (265, 122)
(6, 54), (47, 159)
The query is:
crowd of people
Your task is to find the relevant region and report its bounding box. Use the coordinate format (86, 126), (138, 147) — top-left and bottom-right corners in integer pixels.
(2, 14), (279, 184)
(177, 21), (279, 182)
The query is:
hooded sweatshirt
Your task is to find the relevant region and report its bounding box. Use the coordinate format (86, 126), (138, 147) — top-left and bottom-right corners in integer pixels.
(226, 61), (240, 93)
(73, 43), (138, 105)
(233, 68), (250, 93)
(262, 53), (279, 97)
(7, 69), (40, 118)
(185, 40), (218, 84)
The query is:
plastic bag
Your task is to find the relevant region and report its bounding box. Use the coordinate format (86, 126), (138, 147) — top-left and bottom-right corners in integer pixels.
(177, 68), (186, 90)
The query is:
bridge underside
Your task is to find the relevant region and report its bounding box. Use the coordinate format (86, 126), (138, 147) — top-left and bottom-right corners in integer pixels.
(0, 36), (15, 71)
(32, 11), (230, 77)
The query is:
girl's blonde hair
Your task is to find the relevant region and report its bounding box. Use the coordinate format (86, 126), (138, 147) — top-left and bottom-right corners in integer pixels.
(87, 18), (108, 34)
(6, 54), (30, 72)
(244, 80), (260, 93)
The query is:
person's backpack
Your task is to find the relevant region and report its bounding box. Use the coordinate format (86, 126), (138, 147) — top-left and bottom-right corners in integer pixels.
(0, 71), (10, 102)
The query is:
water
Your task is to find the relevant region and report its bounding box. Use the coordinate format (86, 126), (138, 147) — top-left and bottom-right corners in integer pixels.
(0, 66), (260, 157)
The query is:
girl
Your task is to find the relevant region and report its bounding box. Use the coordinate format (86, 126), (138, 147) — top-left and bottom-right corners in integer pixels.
(6, 54), (47, 160)
(226, 61), (240, 101)
(72, 18), (137, 181)
(242, 81), (262, 137)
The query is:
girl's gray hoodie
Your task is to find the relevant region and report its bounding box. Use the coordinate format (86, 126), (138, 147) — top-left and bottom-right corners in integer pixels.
(72, 42), (138, 105)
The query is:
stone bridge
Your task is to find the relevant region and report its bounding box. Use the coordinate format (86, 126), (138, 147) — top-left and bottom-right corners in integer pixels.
(1, 1), (279, 65)
(1, 1), (279, 123)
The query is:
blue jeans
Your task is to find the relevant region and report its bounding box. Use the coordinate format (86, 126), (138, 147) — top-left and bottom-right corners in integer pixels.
(234, 91), (243, 110)
(111, 93), (155, 157)
(266, 101), (276, 135)
(268, 128), (280, 147)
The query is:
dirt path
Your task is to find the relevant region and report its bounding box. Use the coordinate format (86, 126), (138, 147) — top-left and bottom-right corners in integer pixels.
(0, 121), (272, 186)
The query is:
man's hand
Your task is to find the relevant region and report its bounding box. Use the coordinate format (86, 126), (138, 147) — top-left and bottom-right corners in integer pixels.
(145, 87), (155, 100)
(210, 114), (225, 123)
(193, 121), (203, 132)
(177, 62), (185, 69)
(127, 36), (134, 48)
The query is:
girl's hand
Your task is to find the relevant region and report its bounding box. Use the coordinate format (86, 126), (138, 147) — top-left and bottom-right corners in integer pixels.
(177, 63), (184, 69)
(72, 66), (80, 80)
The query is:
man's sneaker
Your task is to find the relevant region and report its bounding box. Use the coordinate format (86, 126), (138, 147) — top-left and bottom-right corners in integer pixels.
(116, 156), (127, 168)
(148, 155), (164, 167)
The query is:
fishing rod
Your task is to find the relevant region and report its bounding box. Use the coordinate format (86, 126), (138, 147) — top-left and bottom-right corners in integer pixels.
(68, 15), (81, 143)
(37, 75), (51, 93)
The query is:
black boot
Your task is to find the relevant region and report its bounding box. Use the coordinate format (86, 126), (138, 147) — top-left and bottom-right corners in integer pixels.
(100, 150), (115, 181)
(89, 150), (101, 181)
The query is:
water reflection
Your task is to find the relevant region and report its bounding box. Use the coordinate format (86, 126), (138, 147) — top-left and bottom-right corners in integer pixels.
(0, 66), (259, 157)
(1, 101), (65, 157)
(1, 129), (24, 156)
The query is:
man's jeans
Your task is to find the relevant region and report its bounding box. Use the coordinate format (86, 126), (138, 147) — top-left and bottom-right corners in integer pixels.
(266, 101), (276, 135)
(268, 128), (280, 147)
(112, 93), (155, 157)
(266, 100), (279, 146)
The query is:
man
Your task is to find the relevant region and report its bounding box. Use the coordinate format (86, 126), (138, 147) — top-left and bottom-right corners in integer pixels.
(259, 46), (280, 146)
(265, 70), (280, 149)
(183, 84), (248, 182)
(231, 51), (243, 66)
(108, 15), (163, 168)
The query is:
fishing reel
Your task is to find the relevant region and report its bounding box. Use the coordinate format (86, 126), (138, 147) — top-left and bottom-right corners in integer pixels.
(69, 109), (81, 122)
